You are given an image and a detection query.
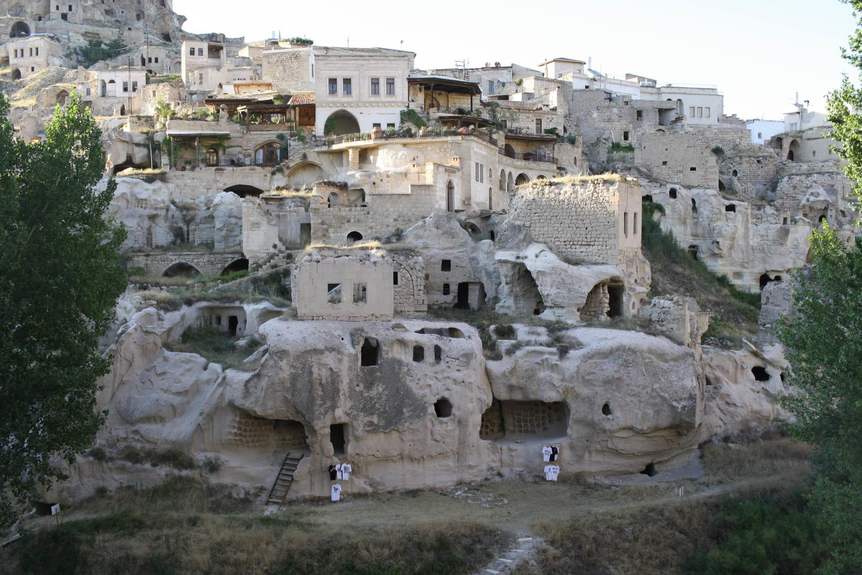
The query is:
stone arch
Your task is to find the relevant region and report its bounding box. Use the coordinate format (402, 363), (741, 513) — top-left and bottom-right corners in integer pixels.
(285, 161), (324, 188)
(254, 140), (282, 166)
(163, 261), (202, 278)
(515, 173), (530, 186)
(222, 258), (249, 276)
(224, 185), (263, 198)
(324, 109), (360, 136)
(10, 21), (30, 38)
(788, 139), (801, 162)
(11, 68), (21, 80)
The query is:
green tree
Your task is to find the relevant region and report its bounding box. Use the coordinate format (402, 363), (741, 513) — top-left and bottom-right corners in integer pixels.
(779, 228), (862, 574)
(0, 94), (126, 524)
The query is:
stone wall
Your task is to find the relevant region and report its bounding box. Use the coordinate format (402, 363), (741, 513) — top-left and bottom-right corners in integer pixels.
(635, 129), (720, 189)
(502, 176), (642, 266)
(127, 250), (244, 277)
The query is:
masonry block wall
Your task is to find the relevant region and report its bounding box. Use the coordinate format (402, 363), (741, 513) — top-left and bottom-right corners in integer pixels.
(506, 177), (641, 265)
(635, 130), (720, 188)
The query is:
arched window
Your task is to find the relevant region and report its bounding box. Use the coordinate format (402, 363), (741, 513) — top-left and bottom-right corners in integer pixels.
(347, 231), (363, 243)
(446, 180), (455, 212)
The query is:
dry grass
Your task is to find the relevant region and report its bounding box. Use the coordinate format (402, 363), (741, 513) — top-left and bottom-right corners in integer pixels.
(700, 436), (812, 484)
(3, 476), (509, 575)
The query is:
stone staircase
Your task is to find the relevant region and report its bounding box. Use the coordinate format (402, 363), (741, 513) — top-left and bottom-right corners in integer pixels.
(474, 535), (543, 575)
(266, 452), (304, 506)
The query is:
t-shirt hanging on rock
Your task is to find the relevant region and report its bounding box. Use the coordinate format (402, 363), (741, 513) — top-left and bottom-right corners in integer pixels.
(542, 445), (552, 463)
(328, 465), (337, 481)
(341, 463), (352, 481)
(336, 463), (343, 480)
(331, 483), (343, 502)
(544, 465), (560, 482)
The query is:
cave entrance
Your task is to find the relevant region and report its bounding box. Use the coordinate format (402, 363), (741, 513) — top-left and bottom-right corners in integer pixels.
(480, 400), (568, 441)
(330, 423), (347, 456)
(228, 315), (239, 337)
(607, 283), (625, 318)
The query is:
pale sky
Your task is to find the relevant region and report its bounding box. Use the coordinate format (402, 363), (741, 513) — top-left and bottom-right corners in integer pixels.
(174, 0), (858, 120)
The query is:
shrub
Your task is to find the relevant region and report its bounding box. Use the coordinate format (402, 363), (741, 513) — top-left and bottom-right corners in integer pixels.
(201, 456), (223, 474)
(400, 108), (427, 128)
(493, 324), (516, 340)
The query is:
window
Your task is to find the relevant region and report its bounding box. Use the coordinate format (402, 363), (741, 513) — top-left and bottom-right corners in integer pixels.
(475, 162), (480, 182)
(443, 283), (451, 296)
(28, 48), (32, 57)
(386, 123), (395, 129)
(636, 110), (643, 121)
(690, 166), (697, 171)
(501, 119), (507, 129)
(360, 338), (379, 367)
(705, 107), (711, 118)
(197, 48), (203, 56)
(353, 282), (367, 304)
(386, 77), (395, 96)
(697, 107), (703, 118)
(623, 131), (630, 142)
(536, 118), (543, 134)
(35, 48), (38, 56)
(122, 81), (129, 93)
(441, 259), (452, 272)
(132, 81), (138, 92)
(624, 212), (629, 238)
(372, 123), (381, 129)
(393, 271), (399, 286)
(328, 78), (337, 95)
(327, 283), (342, 304)
(371, 77), (380, 96)
(154, 57), (159, 63)
(413, 345), (425, 362)
(633, 212), (638, 235)
(189, 46), (196, 56)
(434, 398), (453, 418)
(488, 80), (495, 95)
(689, 106), (696, 117)
(343, 78), (352, 96)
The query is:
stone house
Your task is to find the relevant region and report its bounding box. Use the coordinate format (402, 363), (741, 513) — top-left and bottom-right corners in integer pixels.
(7, 33), (62, 79)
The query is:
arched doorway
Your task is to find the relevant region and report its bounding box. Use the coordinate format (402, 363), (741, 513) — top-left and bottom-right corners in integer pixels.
(10, 21), (30, 38)
(100, 80), (107, 97)
(499, 170), (506, 191)
(224, 185), (263, 198)
(11, 69), (21, 80)
(446, 180), (455, 212)
(206, 148), (219, 166)
(788, 139), (801, 162)
(676, 99), (684, 117)
(254, 142), (281, 166)
(515, 173), (530, 186)
(221, 258), (249, 276)
(163, 262), (201, 278)
(324, 109), (360, 136)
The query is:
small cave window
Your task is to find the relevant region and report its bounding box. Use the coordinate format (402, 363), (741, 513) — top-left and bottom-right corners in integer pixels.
(691, 198), (697, 214)
(643, 194), (653, 203)
(434, 398), (453, 418)
(413, 345), (425, 363)
(725, 204), (736, 213)
(751, 366), (771, 382)
(441, 259), (452, 272)
(669, 188), (678, 199)
(688, 245), (699, 261)
(347, 231), (363, 243)
(443, 283), (451, 296)
(602, 403), (612, 416)
(689, 166), (697, 172)
(640, 462), (657, 477)
(732, 169), (739, 177)
(361, 338), (380, 367)
(434, 345), (442, 363)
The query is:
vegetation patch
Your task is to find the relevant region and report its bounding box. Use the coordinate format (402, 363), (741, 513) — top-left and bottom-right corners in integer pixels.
(165, 327), (263, 371)
(642, 202), (760, 346)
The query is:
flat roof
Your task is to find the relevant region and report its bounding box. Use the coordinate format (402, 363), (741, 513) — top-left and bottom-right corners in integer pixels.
(408, 75), (481, 94)
(539, 57), (586, 66)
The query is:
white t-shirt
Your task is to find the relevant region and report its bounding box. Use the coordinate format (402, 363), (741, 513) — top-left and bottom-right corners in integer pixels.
(336, 463), (343, 480)
(542, 446), (552, 462)
(342, 463), (352, 481)
(544, 465), (560, 482)
(330, 483), (343, 502)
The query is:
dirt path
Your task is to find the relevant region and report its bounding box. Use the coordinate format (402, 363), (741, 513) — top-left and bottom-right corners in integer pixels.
(282, 470), (807, 533)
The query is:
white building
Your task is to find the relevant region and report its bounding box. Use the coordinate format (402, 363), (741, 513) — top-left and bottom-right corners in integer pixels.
(261, 45), (415, 136)
(7, 34), (63, 79)
(746, 119), (785, 145)
(783, 104), (829, 133)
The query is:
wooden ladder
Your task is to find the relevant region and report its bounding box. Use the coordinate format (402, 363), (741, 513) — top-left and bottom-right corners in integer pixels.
(266, 452), (303, 506)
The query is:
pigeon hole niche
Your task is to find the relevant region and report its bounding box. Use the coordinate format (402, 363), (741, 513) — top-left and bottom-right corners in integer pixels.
(479, 400), (569, 441)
